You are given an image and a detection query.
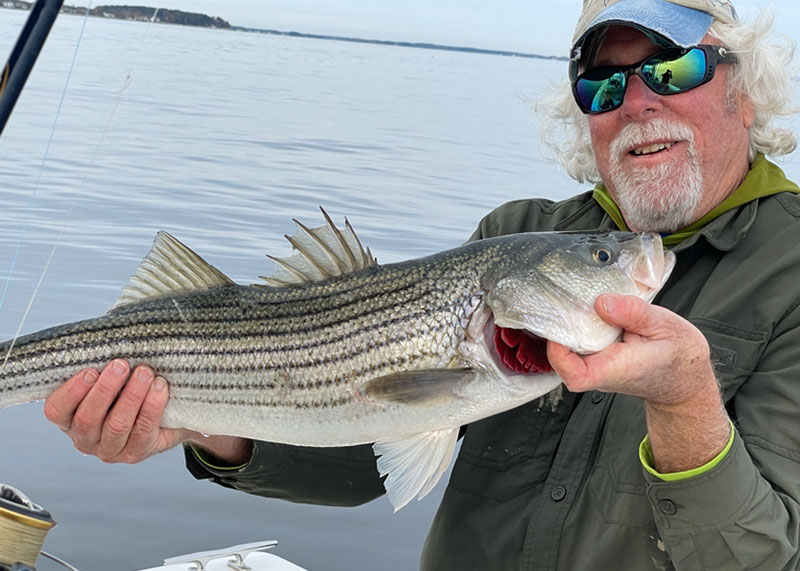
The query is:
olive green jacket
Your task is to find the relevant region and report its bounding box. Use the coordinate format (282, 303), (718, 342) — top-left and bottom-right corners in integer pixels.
(186, 158), (800, 570)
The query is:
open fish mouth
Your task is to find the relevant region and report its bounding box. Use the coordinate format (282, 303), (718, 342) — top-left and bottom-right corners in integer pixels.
(493, 325), (552, 374)
(475, 310), (553, 376)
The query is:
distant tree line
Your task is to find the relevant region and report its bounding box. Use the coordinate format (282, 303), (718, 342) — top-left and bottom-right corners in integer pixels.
(1, 2), (230, 29)
(91, 5), (230, 28)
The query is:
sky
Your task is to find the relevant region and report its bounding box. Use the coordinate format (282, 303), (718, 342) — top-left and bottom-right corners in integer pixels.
(66, 1), (797, 57)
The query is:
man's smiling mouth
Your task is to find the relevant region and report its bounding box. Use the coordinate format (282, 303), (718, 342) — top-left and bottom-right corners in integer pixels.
(631, 141), (677, 156)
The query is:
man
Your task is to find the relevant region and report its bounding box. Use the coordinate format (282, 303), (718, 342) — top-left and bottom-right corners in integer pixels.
(44, 0), (800, 568)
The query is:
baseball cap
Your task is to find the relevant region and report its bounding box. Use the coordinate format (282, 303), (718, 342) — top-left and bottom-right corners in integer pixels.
(571, 0), (739, 61)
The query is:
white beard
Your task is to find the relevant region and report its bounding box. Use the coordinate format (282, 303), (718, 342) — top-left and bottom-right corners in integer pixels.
(607, 119), (704, 233)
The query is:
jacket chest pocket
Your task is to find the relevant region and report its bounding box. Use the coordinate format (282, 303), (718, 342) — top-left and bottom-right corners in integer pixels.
(449, 400), (565, 502)
(586, 319), (766, 528)
(691, 317), (767, 403)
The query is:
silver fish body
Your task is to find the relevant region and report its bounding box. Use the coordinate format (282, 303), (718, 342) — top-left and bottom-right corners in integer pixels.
(0, 214), (674, 509)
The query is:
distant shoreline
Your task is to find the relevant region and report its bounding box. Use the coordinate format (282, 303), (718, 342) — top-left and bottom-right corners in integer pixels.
(2, 2), (230, 28)
(233, 26), (566, 61)
(1, 3), (566, 61)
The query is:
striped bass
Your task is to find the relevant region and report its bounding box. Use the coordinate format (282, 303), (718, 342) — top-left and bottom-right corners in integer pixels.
(0, 210), (674, 510)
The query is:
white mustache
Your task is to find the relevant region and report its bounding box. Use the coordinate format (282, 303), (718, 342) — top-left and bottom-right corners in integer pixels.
(610, 119), (695, 158)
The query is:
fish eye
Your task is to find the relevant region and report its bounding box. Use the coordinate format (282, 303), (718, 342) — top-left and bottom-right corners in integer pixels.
(592, 247), (613, 264)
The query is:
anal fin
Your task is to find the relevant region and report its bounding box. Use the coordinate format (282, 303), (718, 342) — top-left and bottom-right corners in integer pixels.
(373, 428), (459, 512)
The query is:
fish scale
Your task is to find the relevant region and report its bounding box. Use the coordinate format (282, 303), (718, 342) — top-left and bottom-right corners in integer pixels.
(0, 212), (674, 510)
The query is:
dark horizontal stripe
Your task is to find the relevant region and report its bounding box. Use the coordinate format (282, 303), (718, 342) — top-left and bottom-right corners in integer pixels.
(163, 351), (426, 392)
(0, 318), (450, 394)
(171, 393), (354, 410)
(1, 342), (438, 416)
(0, 364), (91, 394)
(3, 294), (475, 371)
(2, 271), (438, 357)
(109, 267), (433, 326)
(166, 353), (433, 408)
(4, 278), (455, 356)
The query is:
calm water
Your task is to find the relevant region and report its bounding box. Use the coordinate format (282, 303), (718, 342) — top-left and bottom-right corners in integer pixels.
(1, 9), (799, 571)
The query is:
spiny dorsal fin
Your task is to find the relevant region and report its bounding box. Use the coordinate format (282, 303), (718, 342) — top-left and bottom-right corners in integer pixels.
(258, 207), (377, 287)
(110, 231), (234, 311)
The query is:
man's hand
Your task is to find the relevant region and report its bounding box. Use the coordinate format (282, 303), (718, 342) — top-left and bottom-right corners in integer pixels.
(43, 360), (253, 465)
(548, 294), (731, 473)
(548, 294), (716, 405)
(43, 359), (188, 463)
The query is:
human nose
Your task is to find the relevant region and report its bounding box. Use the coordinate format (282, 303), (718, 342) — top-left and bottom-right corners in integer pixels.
(619, 74), (664, 119)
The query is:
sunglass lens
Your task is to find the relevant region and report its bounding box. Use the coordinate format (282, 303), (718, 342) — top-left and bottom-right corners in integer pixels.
(641, 48), (707, 94)
(575, 70), (626, 113)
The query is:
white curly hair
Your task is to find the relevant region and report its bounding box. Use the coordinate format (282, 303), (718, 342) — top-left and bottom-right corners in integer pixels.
(538, 10), (798, 184)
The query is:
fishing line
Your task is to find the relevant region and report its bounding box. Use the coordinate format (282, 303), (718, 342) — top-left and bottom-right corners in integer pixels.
(1, 237), (58, 371)
(0, 4), (94, 373)
(0, 3), (93, 314)
(71, 4), (164, 180)
(1, 3), (163, 351)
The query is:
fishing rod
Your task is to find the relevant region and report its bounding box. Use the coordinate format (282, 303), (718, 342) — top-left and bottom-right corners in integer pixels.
(0, 0), (64, 136)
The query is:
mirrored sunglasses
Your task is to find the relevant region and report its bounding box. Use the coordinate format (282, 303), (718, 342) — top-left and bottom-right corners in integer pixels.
(571, 45), (737, 115)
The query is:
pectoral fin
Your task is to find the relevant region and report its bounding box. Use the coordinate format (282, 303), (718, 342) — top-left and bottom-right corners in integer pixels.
(373, 428), (460, 512)
(362, 368), (475, 406)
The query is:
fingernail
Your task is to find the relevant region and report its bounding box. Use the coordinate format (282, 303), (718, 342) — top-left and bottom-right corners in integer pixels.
(602, 295), (616, 313)
(154, 377), (168, 391)
(83, 370), (98, 385)
(112, 359), (128, 375)
(136, 367), (154, 383)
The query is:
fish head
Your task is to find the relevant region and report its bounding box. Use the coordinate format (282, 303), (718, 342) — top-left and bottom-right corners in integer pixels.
(483, 231), (675, 366)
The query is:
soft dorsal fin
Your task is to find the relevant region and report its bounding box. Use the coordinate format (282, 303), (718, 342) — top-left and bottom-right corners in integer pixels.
(259, 207), (377, 287)
(110, 231), (234, 311)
